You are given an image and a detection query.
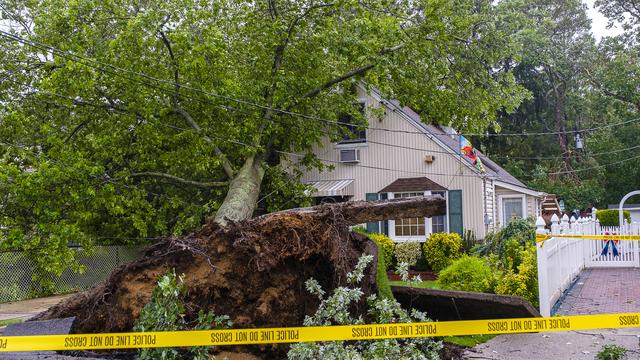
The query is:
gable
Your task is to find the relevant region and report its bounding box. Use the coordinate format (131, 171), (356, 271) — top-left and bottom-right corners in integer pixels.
(379, 177), (447, 193)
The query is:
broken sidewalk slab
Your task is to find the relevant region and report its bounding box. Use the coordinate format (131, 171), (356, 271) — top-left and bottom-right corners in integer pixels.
(0, 317), (76, 359)
(391, 286), (540, 321)
(3, 317), (75, 336)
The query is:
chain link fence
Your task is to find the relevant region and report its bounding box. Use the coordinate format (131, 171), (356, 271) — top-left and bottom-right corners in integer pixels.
(0, 246), (141, 303)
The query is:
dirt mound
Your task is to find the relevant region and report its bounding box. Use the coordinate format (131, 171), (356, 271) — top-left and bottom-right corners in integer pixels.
(36, 207), (377, 357)
(36, 197), (445, 358)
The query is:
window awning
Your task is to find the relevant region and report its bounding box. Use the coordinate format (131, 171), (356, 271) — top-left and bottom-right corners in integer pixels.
(379, 177), (447, 193)
(307, 179), (354, 197)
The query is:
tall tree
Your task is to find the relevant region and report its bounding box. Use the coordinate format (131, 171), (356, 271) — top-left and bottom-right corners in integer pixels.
(0, 0), (526, 284)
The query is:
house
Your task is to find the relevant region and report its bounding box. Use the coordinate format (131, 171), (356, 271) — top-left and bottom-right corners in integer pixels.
(295, 85), (545, 241)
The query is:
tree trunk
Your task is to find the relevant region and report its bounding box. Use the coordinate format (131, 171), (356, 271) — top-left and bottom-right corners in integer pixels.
(551, 83), (573, 174)
(213, 155), (265, 224)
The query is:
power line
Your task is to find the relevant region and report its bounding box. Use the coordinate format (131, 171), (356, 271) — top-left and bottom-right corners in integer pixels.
(5, 79), (640, 183)
(3, 30), (639, 139)
(546, 154), (640, 176)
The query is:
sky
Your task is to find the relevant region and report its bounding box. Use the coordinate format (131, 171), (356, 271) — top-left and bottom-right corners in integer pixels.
(583, 0), (625, 40)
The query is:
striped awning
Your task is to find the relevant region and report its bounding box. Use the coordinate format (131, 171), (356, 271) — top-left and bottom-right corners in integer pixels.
(307, 179), (354, 197)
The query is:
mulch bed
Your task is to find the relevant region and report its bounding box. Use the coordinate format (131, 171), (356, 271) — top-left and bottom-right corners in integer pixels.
(387, 270), (438, 281)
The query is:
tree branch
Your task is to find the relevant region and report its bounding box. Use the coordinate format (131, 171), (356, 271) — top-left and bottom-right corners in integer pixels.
(584, 67), (640, 112)
(159, 30), (180, 97)
(300, 43), (404, 99)
(172, 106), (235, 179)
(129, 172), (228, 188)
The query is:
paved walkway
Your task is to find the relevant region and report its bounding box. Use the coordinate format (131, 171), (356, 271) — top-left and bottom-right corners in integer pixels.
(555, 268), (640, 315)
(0, 294), (75, 322)
(465, 268), (640, 359)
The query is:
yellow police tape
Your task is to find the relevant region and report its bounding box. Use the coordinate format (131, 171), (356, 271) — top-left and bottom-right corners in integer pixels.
(536, 233), (640, 243)
(1, 312), (639, 352)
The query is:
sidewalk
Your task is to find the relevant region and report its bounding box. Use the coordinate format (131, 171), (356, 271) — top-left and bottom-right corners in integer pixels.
(465, 268), (640, 359)
(0, 294), (76, 322)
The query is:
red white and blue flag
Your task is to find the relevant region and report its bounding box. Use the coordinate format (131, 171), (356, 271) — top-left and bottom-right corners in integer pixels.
(459, 135), (486, 174)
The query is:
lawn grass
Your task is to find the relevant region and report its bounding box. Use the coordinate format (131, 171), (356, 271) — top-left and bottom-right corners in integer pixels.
(443, 334), (496, 347)
(0, 318), (24, 327)
(388, 280), (440, 289)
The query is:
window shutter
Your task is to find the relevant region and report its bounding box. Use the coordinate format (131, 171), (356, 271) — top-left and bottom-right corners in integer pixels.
(366, 193), (380, 233)
(379, 193), (389, 235)
(448, 190), (463, 235)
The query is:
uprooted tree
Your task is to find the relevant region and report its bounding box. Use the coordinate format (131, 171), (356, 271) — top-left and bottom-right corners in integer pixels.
(0, 0), (527, 284)
(36, 196), (445, 357)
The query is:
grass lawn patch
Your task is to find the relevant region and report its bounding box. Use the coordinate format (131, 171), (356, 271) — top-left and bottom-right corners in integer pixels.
(0, 318), (24, 327)
(444, 334), (496, 347)
(388, 280), (440, 289)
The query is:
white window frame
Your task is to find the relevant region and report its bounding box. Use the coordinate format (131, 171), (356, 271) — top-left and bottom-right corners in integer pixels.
(431, 190), (449, 234)
(336, 98), (368, 148)
(498, 194), (526, 228)
(389, 191), (431, 242)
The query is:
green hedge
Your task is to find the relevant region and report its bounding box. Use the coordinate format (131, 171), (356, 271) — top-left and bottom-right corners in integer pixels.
(596, 209), (631, 226)
(437, 255), (494, 293)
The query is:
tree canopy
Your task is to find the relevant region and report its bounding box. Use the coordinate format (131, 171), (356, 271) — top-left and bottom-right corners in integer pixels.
(0, 0), (527, 287)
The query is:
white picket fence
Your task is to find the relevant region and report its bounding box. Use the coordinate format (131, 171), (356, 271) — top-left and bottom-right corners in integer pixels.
(536, 215), (640, 317)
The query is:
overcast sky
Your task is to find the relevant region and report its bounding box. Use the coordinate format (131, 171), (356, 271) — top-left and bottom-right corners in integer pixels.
(584, 0), (624, 40)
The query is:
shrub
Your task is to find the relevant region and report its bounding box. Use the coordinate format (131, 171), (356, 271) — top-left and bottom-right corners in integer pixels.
(472, 231), (501, 256)
(288, 255), (442, 359)
(437, 255), (496, 293)
(596, 210), (631, 226)
(473, 219), (534, 259)
(597, 344), (627, 360)
(501, 218), (535, 244)
(394, 241), (422, 267)
(134, 270), (231, 360)
(423, 232), (462, 271)
(495, 244), (539, 307)
(369, 233), (395, 268)
(373, 241), (393, 300)
(502, 238), (524, 271)
(461, 229), (477, 254)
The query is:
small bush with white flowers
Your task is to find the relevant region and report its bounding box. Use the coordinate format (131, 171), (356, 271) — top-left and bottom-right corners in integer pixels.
(287, 255), (441, 359)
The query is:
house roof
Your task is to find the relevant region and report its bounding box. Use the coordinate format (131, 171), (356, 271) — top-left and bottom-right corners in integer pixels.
(379, 177), (447, 193)
(372, 87), (531, 190)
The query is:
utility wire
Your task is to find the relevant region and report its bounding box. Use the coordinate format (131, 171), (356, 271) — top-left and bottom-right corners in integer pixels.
(3, 30), (640, 138)
(3, 79), (639, 182)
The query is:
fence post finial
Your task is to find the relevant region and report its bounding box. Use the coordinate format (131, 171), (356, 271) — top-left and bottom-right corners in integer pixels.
(551, 214), (560, 235)
(561, 214), (570, 233)
(536, 216), (546, 234)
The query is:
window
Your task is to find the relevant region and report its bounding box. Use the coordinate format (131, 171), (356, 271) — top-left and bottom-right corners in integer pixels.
(502, 197), (524, 226)
(431, 191), (448, 233)
(394, 192), (426, 236)
(338, 101), (366, 144)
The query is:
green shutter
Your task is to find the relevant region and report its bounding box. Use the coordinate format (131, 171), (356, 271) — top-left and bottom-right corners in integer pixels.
(448, 190), (463, 235)
(379, 193), (389, 235)
(366, 193), (380, 233)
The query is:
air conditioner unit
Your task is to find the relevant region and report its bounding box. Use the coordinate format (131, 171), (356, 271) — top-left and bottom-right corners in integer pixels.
(424, 155), (435, 163)
(339, 148), (360, 163)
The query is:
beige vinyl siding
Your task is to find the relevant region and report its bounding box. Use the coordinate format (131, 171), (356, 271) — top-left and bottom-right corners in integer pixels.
(294, 91), (488, 239)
